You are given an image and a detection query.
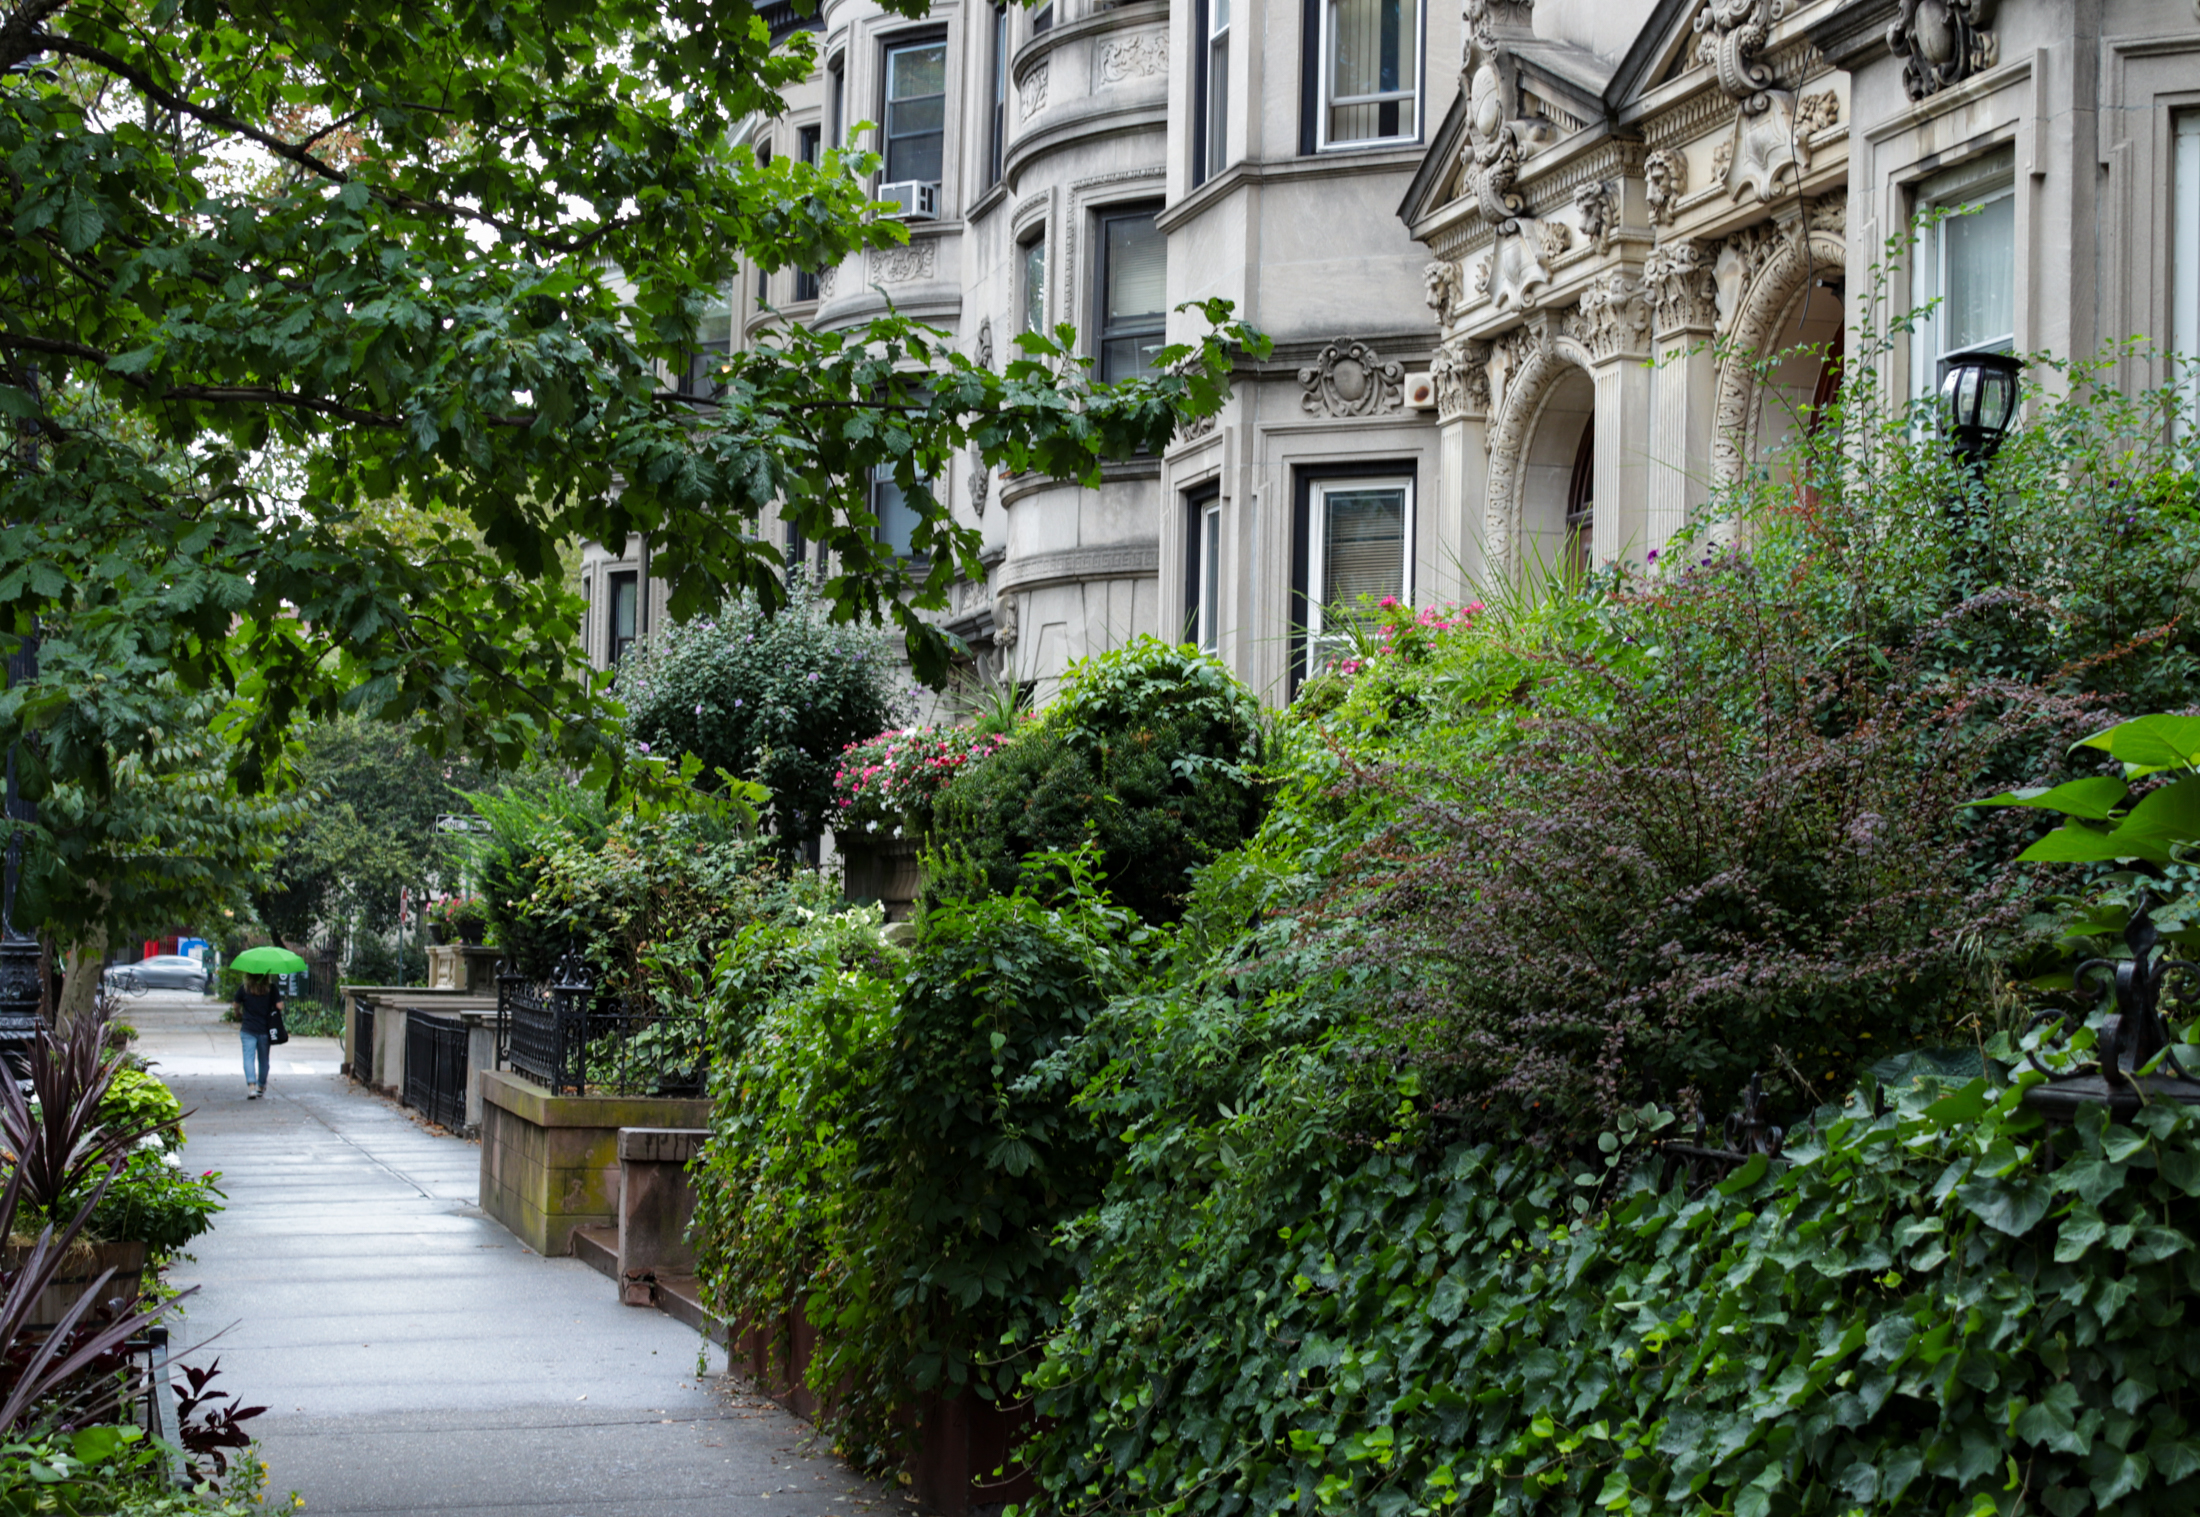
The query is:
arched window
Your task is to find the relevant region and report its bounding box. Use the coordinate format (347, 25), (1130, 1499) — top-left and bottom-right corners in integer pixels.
(1565, 420), (1594, 578)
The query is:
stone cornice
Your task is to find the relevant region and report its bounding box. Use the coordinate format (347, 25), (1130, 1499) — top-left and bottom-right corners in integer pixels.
(992, 542), (1162, 593)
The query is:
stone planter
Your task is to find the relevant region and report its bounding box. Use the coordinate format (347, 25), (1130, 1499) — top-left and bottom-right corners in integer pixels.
(2, 1239), (148, 1327)
(425, 944), (503, 993)
(478, 1072), (711, 1258)
(840, 837), (921, 921)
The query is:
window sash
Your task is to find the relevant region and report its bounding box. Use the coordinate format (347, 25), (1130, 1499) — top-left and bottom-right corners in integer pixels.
(1198, 504), (1222, 652)
(1308, 478), (1411, 642)
(884, 41), (947, 184)
(1097, 209), (1166, 382)
(1910, 154), (2016, 403)
(872, 468), (927, 560)
(1022, 237), (1047, 332)
(2178, 112), (2200, 436)
(608, 572), (639, 664)
(1319, 0), (1420, 150)
(988, 6), (1008, 186)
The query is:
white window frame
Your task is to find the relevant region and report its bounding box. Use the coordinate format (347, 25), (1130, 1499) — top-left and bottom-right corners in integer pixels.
(1315, 0), (1425, 153)
(2175, 110), (2199, 438)
(1202, 0), (1231, 182)
(1910, 152), (2017, 406)
(1191, 498), (1223, 652)
(1307, 474), (1415, 651)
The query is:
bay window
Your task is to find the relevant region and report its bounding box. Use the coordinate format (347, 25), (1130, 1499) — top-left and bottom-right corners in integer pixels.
(1095, 206), (1166, 382)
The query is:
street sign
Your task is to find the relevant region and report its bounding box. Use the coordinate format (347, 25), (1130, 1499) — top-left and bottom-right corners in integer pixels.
(435, 813), (491, 834)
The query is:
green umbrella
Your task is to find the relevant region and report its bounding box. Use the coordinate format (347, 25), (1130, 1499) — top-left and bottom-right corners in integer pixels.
(230, 946), (309, 975)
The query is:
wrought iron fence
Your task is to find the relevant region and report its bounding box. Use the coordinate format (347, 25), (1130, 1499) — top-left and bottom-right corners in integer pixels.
(403, 1010), (469, 1131)
(349, 1003), (374, 1082)
(495, 956), (705, 1099)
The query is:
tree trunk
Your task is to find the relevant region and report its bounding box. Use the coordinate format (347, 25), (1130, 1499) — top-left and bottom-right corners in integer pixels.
(56, 918), (107, 1032)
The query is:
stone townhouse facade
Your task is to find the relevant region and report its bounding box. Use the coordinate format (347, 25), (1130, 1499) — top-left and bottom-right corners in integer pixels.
(580, 0), (2200, 702)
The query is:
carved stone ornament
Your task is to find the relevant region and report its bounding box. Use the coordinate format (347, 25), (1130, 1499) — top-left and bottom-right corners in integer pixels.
(973, 317), (994, 373)
(1020, 61), (1050, 119)
(1574, 180), (1616, 255)
(1644, 149), (1687, 226)
(1178, 409), (1219, 441)
(1642, 240), (1719, 336)
(1798, 89), (1840, 134)
(1297, 340), (1406, 417)
(1458, 0), (1556, 238)
(1886, 0), (1999, 100)
(1566, 274), (1653, 363)
(873, 240), (937, 283)
(992, 593), (1019, 651)
(1431, 337), (1494, 421)
(1471, 257), (1493, 298)
(1807, 192), (1847, 236)
(1711, 138), (1735, 183)
(1695, 0), (1813, 202)
(1488, 225), (1554, 314)
(968, 449), (991, 518)
(1424, 259), (1466, 328)
(815, 265), (838, 303)
(1539, 220), (1573, 260)
(1712, 221), (1788, 328)
(1097, 29), (1168, 84)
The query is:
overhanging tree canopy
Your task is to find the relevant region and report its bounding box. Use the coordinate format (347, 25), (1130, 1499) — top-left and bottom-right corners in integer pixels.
(0, 0), (1261, 807)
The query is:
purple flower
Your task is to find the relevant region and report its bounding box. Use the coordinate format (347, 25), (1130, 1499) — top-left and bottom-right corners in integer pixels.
(1646, 549), (1658, 562)
(638, 742), (652, 753)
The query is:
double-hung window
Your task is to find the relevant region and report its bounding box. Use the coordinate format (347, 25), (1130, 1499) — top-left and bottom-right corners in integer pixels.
(677, 291), (732, 398)
(1195, 0), (1231, 185)
(607, 571), (640, 666)
(795, 127), (823, 301)
(1184, 488), (1223, 652)
(884, 40), (947, 185)
(1911, 148), (2016, 404)
(986, 6), (1009, 188)
(1316, 0), (1422, 150)
(1095, 207), (1166, 382)
(2176, 111), (2199, 437)
(1021, 234), (1048, 333)
(1032, 3), (1054, 35)
(871, 467), (927, 561)
(1300, 473), (1412, 675)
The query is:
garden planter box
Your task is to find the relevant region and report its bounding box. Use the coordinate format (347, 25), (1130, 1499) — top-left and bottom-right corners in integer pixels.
(478, 1072), (711, 1258)
(840, 838), (921, 922)
(426, 944), (502, 994)
(2, 1239), (148, 1327)
(726, 1301), (1037, 1515)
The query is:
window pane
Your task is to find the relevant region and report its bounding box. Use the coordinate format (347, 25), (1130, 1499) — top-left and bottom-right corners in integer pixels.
(1328, 0), (1415, 144)
(873, 470), (924, 559)
(888, 44), (946, 102)
(609, 573), (638, 663)
(1213, 0), (1232, 31)
(1105, 215), (1166, 322)
(1944, 194), (2015, 354)
(1200, 507), (1221, 651)
(1206, 34), (1229, 179)
(1322, 486), (1406, 608)
(1022, 238), (1046, 331)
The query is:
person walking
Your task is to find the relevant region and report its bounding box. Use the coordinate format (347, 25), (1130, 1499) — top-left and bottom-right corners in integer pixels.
(235, 973), (283, 1099)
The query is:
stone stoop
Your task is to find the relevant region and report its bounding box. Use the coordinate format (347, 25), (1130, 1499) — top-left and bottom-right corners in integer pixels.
(572, 1224), (619, 1280)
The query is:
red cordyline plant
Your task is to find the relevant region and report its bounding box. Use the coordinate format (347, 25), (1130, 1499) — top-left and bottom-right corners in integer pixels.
(833, 725), (1016, 837)
(0, 1014), (195, 1431)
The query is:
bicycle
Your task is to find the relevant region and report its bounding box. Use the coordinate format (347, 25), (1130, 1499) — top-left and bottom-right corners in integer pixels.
(108, 968), (147, 998)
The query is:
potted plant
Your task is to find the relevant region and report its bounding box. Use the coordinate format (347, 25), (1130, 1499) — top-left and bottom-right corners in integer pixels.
(428, 895), (491, 947)
(832, 726), (1016, 917)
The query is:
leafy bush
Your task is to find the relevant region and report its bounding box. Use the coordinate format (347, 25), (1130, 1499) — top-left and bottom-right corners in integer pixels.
(693, 854), (1141, 1470)
(76, 1149), (226, 1256)
(928, 640), (1265, 924)
(0, 1424), (264, 1516)
(618, 580), (909, 848)
(1029, 1072), (2200, 1517)
(98, 1070), (182, 1154)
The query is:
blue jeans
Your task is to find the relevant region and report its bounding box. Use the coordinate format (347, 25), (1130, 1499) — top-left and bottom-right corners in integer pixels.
(241, 1030), (270, 1089)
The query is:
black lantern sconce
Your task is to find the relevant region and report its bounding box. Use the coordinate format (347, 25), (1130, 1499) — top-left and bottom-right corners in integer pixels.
(1938, 350), (2024, 468)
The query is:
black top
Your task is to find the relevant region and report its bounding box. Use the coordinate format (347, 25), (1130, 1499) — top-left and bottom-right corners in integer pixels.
(237, 990), (281, 1036)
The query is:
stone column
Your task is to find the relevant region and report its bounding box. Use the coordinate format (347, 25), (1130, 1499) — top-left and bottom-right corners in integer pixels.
(1643, 241), (1721, 553)
(1569, 274), (1656, 567)
(1430, 336), (1493, 600)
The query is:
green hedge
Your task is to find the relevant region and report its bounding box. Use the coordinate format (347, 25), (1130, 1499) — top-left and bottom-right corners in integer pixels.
(1026, 1074), (2200, 1517)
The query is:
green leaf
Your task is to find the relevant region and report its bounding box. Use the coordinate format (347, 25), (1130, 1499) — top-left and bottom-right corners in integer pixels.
(2018, 820), (2168, 865)
(1971, 775), (2130, 819)
(2079, 714), (2200, 777)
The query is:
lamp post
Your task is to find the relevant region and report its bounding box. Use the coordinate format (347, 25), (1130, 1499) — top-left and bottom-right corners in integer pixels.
(1938, 350), (2023, 469)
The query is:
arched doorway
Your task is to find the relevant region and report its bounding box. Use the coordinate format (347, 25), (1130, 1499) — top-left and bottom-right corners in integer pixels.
(1517, 367), (1597, 574)
(1750, 282), (1845, 470)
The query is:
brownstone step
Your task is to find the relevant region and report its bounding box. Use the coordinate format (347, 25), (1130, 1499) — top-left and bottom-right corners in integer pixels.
(572, 1224), (618, 1280)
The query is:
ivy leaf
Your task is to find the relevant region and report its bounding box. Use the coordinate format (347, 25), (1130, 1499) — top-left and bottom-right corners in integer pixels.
(1955, 1173), (2053, 1236)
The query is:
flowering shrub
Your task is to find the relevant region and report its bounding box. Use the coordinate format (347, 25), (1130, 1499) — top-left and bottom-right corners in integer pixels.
(832, 726), (1014, 838)
(1327, 596), (1484, 678)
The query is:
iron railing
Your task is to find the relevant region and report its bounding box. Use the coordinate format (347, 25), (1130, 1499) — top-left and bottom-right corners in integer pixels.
(349, 1003), (374, 1082)
(495, 956), (705, 1099)
(403, 1010), (469, 1131)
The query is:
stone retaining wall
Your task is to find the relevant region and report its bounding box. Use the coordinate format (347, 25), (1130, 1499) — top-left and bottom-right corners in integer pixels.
(477, 1072), (711, 1257)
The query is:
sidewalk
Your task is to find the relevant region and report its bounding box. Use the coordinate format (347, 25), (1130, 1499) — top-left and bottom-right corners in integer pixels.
(136, 997), (893, 1517)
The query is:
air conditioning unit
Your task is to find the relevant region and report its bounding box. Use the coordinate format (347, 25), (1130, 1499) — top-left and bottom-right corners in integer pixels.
(877, 180), (941, 221)
(1403, 371), (1438, 410)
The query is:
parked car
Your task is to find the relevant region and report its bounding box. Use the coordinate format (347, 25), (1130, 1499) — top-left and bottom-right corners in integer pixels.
(104, 955), (209, 994)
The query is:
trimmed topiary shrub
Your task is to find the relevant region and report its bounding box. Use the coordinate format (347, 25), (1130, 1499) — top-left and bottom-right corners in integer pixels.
(926, 638), (1265, 923)
(618, 578), (909, 849)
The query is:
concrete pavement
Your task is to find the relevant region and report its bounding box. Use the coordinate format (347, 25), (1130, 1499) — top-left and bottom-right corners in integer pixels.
(132, 994), (897, 1517)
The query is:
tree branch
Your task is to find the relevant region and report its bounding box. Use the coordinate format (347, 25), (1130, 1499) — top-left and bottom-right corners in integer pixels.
(0, 0), (71, 77)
